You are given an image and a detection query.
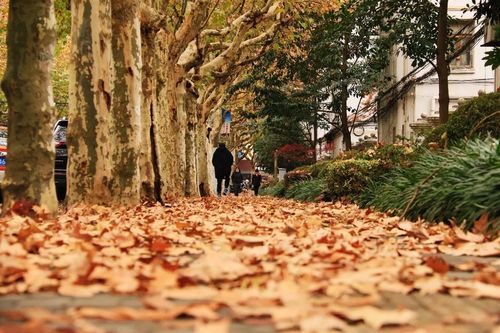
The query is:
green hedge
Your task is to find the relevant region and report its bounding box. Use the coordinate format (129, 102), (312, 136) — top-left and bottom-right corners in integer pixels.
(325, 159), (384, 200)
(425, 92), (500, 145)
(260, 181), (286, 197)
(284, 178), (328, 202)
(360, 138), (500, 234)
(309, 159), (334, 178)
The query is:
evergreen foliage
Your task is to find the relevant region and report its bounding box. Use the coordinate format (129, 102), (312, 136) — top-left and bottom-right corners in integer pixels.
(425, 92), (500, 145)
(360, 138), (500, 234)
(284, 178), (328, 202)
(325, 159), (383, 200)
(260, 181), (286, 197)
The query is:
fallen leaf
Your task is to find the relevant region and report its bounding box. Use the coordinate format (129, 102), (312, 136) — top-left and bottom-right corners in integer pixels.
(300, 313), (347, 332)
(454, 228), (485, 243)
(162, 286), (219, 301)
(194, 319), (230, 333)
(328, 305), (416, 329)
(425, 256), (449, 274)
(438, 242), (500, 257)
(58, 283), (110, 297)
(473, 213), (489, 234)
(444, 280), (500, 299)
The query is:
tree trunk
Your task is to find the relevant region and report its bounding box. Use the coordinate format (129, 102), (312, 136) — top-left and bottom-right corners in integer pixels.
(154, 64), (184, 199)
(67, 0), (114, 205)
(185, 81), (199, 196)
(313, 111), (318, 162)
(109, 0), (142, 205)
(140, 29), (158, 201)
(340, 34), (352, 150)
(437, 0), (449, 124)
(175, 80), (188, 196)
(1, 0), (58, 214)
(195, 123), (210, 196)
(273, 151), (278, 179)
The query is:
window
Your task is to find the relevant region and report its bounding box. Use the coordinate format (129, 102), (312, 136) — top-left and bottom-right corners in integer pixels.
(450, 21), (474, 70)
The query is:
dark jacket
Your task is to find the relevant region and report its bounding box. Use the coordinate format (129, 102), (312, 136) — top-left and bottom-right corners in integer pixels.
(251, 174), (262, 187)
(212, 146), (234, 179)
(232, 171), (243, 184)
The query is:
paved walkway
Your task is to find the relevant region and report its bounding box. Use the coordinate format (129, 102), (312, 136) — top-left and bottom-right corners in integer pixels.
(1, 286), (499, 333)
(0, 196), (498, 332)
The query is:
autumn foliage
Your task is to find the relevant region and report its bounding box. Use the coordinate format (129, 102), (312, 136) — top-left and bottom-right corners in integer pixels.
(276, 143), (314, 163)
(0, 196), (498, 332)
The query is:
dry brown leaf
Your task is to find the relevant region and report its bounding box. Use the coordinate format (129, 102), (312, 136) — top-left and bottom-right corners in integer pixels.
(58, 282), (110, 297)
(162, 286), (219, 301)
(444, 280), (500, 299)
(425, 256), (449, 274)
(0, 321), (49, 333)
(438, 242), (500, 257)
(300, 313), (347, 332)
(70, 307), (182, 321)
(474, 213), (489, 234)
(142, 295), (176, 310)
(184, 303), (220, 320)
(414, 275), (443, 295)
(194, 319), (230, 333)
(454, 228), (485, 243)
(328, 305), (416, 329)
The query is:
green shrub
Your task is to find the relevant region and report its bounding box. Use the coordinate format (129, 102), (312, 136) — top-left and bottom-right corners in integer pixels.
(260, 181), (286, 197)
(360, 138), (500, 234)
(325, 159), (384, 200)
(284, 169), (312, 187)
(284, 178), (328, 202)
(309, 159), (334, 178)
(425, 92), (500, 145)
(342, 143), (419, 168)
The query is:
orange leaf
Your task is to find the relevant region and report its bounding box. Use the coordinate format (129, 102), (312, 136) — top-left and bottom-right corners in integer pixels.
(425, 256), (449, 274)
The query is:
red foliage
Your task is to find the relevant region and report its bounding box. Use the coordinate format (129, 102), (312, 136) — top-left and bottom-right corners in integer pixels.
(276, 144), (314, 163)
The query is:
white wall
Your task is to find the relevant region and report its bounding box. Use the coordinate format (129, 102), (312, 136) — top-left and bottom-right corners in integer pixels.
(379, 0), (496, 143)
(327, 123), (378, 158)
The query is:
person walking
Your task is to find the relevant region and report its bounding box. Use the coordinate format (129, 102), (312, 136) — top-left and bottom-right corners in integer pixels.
(212, 143), (234, 196)
(251, 169), (262, 196)
(231, 167), (244, 196)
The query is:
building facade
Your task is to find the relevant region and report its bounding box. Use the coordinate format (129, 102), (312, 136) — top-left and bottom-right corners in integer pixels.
(378, 1), (496, 143)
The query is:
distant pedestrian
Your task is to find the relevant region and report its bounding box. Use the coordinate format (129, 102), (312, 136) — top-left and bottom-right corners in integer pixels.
(231, 167), (243, 196)
(212, 143), (234, 196)
(251, 169), (262, 196)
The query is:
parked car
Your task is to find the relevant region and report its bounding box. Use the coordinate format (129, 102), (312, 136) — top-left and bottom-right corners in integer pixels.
(0, 121), (68, 203)
(53, 119), (68, 200)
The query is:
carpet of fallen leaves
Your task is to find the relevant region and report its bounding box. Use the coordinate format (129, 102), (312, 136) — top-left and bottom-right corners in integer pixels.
(0, 196), (499, 333)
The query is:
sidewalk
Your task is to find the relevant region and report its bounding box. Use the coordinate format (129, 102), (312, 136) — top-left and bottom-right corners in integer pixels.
(0, 196), (498, 332)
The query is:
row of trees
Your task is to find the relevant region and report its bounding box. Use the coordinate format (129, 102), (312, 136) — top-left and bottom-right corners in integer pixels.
(238, 0), (496, 169)
(2, 0), (337, 214)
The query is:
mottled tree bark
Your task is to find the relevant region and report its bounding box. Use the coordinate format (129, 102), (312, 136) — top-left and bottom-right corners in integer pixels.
(67, 0), (113, 205)
(184, 80), (199, 196)
(109, 0), (142, 205)
(68, 0), (142, 206)
(154, 63), (184, 199)
(196, 125), (213, 196)
(139, 29), (157, 201)
(1, 0), (58, 214)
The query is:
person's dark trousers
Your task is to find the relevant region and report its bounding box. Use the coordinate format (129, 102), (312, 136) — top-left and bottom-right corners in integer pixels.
(254, 186), (260, 196)
(234, 184), (241, 196)
(216, 174), (230, 196)
(223, 174), (230, 194)
(216, 178), (223, 196)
